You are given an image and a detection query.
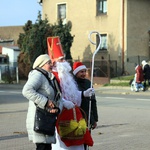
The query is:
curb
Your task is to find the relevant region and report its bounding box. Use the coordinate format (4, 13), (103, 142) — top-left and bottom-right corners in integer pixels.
(94, 86), (150, 96)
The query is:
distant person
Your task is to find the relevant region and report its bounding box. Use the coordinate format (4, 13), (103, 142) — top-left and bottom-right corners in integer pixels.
(133, 65), (144, 92)
(141, 60), (150, 89)
(73, 61), (98, 150)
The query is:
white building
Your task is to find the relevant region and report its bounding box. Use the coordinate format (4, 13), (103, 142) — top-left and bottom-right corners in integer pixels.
(2, 46), (20, 67)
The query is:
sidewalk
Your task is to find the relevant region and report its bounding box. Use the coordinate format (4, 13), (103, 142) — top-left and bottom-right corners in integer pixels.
(94, 84), (150, 96)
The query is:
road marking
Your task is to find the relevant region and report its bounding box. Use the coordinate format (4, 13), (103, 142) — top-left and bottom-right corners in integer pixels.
(96, 96), (150, 102)
(0, 91), (21, 94)
(136, 99), (150, 102)
(96, 96), (125, 100)
(105, 97), (125, 100)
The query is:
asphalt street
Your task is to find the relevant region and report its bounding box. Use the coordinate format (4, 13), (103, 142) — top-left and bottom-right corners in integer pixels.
(0, 83), (150, 150)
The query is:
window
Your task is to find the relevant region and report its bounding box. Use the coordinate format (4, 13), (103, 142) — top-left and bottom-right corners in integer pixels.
(96, 34), (107, 51)
(96, 0), (107, 15)
(0, 56), (8, 64)
(57, 4), (66, 24)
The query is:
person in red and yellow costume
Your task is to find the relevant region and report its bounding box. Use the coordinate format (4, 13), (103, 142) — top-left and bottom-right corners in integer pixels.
(47, 36), (94, 150)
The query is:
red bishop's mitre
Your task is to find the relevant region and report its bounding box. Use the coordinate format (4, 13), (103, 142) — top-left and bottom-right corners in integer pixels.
(47, 36), (64, 63)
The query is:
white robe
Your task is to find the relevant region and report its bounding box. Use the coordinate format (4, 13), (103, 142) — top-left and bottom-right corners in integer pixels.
(52, 129), (84, 150)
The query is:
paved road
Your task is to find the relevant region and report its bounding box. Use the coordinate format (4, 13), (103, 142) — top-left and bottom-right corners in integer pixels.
(0, 84), (150, 150)
(92, 89), (150, 150)
(0, 84), (35, 150)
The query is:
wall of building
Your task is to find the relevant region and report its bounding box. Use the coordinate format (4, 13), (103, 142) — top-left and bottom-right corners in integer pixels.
(41, 0), (150, 75)
(125, 0), (150, 74)
(42, 0), (124, 74)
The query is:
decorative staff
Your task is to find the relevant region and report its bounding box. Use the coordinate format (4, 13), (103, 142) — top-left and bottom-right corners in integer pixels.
(88, 31), (101, 130)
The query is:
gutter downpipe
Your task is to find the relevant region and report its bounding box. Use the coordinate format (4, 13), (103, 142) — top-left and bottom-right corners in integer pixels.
(122, 0), (125, 74)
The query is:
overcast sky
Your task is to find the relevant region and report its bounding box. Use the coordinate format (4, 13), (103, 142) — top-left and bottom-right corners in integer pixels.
(0, 0), (42, 26)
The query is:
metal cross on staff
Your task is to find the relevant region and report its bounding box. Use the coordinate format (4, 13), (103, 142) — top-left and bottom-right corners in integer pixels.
(87, 31), (101, 149)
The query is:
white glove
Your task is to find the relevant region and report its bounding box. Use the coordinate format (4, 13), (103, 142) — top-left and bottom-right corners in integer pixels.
(83, 88), (95, 97)
(62, 98), (75, 110)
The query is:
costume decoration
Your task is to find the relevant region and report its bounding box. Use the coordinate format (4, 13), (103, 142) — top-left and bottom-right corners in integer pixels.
(47, 36), (64, 63)
(58, 107), (86, 138)
(73, 62), (87, 75)
(56, 61), (80, 105)
(57, 106), (93, 147)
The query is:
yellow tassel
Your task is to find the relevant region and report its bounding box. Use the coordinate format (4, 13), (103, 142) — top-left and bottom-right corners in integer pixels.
(73, 119), (86, 136)
(59, 119), (87, 137)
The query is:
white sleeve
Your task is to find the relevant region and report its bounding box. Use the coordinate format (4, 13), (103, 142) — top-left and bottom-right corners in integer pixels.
(76, 91), (82, 106)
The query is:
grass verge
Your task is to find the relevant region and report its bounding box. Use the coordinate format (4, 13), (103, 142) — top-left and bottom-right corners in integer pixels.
(103, 75), (134, 86)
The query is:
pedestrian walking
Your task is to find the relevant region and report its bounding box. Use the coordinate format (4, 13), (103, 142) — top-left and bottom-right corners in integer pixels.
(131, 65), (144, 92)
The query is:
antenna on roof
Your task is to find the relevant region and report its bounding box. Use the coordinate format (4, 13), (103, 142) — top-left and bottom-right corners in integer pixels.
(37, 0), (42, 4)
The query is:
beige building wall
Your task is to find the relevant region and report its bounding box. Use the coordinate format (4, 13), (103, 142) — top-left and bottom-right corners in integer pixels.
(42, 0), (150, 75)
(42, 0), (124, 74)
(126, 0), (150, 73)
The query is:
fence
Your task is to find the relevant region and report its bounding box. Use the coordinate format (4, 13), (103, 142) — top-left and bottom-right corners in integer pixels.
(76, 60), (117, 85)
(0, 59), (117, 85)
(0, 65), (19, 83)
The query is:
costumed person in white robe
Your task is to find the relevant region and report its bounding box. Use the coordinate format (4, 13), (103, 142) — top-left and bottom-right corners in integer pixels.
(47, 36), (94, 150)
